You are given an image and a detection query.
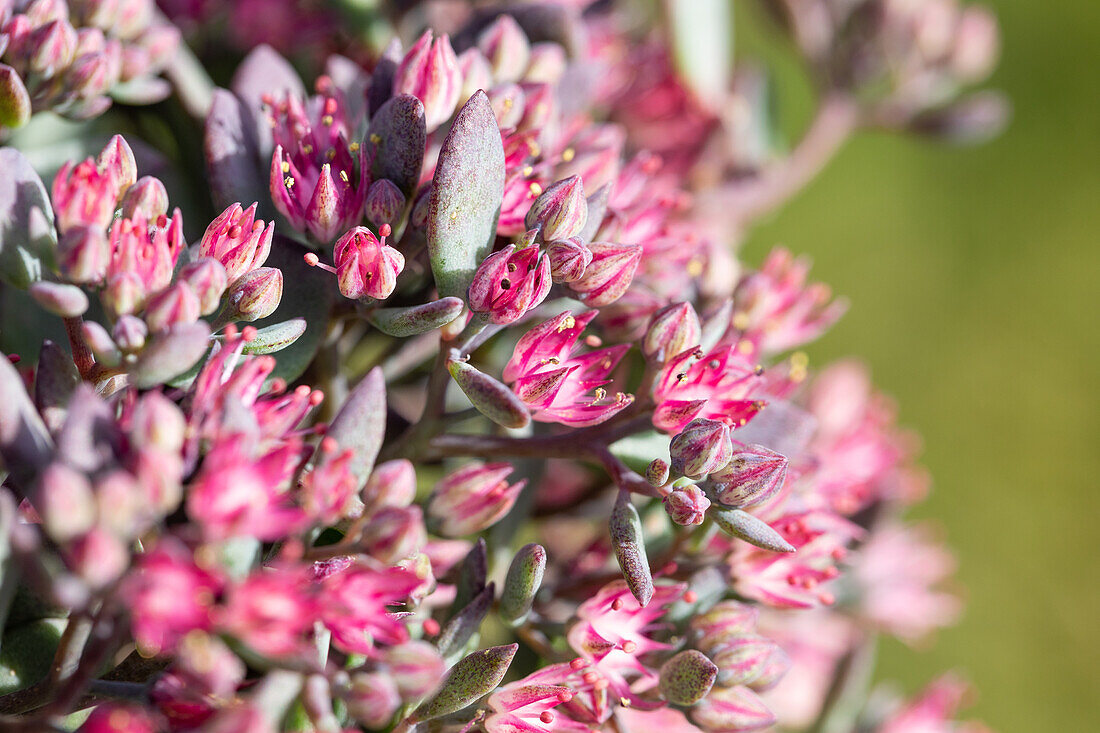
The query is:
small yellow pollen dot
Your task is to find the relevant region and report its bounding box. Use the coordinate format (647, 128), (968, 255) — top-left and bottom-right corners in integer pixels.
(339, 170), (349, 183)
(302, 143), (314, 155)
(522, 165), (534, 177)
(349, 142), (360, 152)
(529, 182), (543, 196)
(325, 148), (336, 161)
(687, 258), (704, 277)
(284, 176), (295, 189)
(732, 312), (751, 330)
(559, 315), (576, 331)
(322, 114), (334, 126)
(529, 142), (542, 158)
(737, 339), (754, 355)
(562, 147), (575, 162)
(281, 161), (290, 173)
(369, 134), (381, 144)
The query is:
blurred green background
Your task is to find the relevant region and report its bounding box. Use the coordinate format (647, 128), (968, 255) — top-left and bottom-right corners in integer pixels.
(739, 2), (1098, 731)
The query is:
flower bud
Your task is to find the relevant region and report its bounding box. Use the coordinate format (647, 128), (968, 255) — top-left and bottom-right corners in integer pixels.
(670, 418), (733, 478)
(457, 48), (492, 108)
(364, 178), (406, 226)
(488, 82), (525, 128)
(143, 282), (201, 332)
(362, 459), (416, 512)
(664, 484), (711, 526)
(103, 272), (144, 316)
(199, 202), (273, 283)
(568, 241), (641, 307)
(178, 257), (228, 316)
(130, 392), (186, 454)
(57, 226), (108, 283)
(710, 444), (788, 508)
(360, 506), (427, 563)
(222, 266), (283, 322)
(644, 302), (701, 363)
(393, 30), (461, 132)
(81, 320), (119, 367)
(478, 15), (531, 84)
(517, 81), (556, 134)
(29, 19), (77, 77)
(411, 644), (518, 723)
(80, 703), (158, 733)
(37, 462), (96, 542)
(659, 650), (718, 705)
(467, 243), (552, 325)
(427, 462), (525, 537)
(499, 543), (546, 626)
(692, 600), (759, 651)
(525, 175), (586, 241)
(112, 313), (147, 352)
(346, 672), (401, 729)
(97, 134), (138, 193)
(382, 641), (446, 700)
(410, 184), (432, 229)
(691, 685), (775, 732)
(29, 281), (89, 318)
(0, 64), (32, 129)
(524, 43), (567, 84)
(712, 634), (779, 687)
(951, 6), (1000, 82)
(68, 526), (128, 589)
(646, 458), (670, 487)
(119, 175), (167, 220)
(333, 226), (404, 301)
(52, 136), (135, 234)
(747, 645), (790, 692)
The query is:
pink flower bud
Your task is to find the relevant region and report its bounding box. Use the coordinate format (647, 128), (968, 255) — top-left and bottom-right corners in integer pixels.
(663, 484), (711, 526)
(105, 210), (185, 313)
(951, 6), (1000, 82)
(112, 314), (147, 352)
(119, 175), (168, 220)
(711, 634), (780, 687)
(363, 458), (417, 512)
(53, 136), (136, 234)
(346, 672), (401, 729)
(670, 418), (733, 478)
(467, 243), (552, 325)
(568, 241), (641, 307)
(691, 600), (760, 650)
(143, 281), (201, 332)
(0, 64), (32, 129)
(79, 703), (158, 733)
(478, 15), (531, 84)
(130, 391), (186, 454)
(517, 81), (556, 134)
(178, 257), (229, 316)
(383, 640), (446, 700)
(488, 82), (526, 128)
(644, 302), (702, 363)
(428, 462), (526, 537)
(364, 178), (406, 226)
(525, 175), (586, 241)
(410, 184), (432, 229)
(68, 526), (129, 589)
(81, 320), (119, 366)
(222, 266), (282, 322)
(457, 48), (493, 108)
(524, 42), (567, 84)
(97, 133), (138, 192)
(38, 462), (96, 541)
(545, 237), (592, 283)
(393, 30), (461, 132)
(333, 225), (404, 301)
(747, 645), (790, 692)
(199, 202), (273, 283)
(28, 18), (77, 77)
(360, 506), (427, 564)
(29, 281), (88, 317)
(709, 444), (788, 508)
(647, 458), (670, 487)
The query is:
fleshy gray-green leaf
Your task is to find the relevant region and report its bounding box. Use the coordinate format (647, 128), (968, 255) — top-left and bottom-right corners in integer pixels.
(449, 538), (488, 616)
(710, 507), (795, 553)
(33, 340), (80, 432)
(0, 148), (56, 289)
(369, 297), (464, 337)
(370, 94), (427, 199)
(499, 543), (546, 627)
(240, 318), (307, 355)
(436, 583), (494, 660)
(610, 491), (654, 607)
(427, 91), (505, 300)
(132, 322), (212, 389)
(448, 359), (530, 430)
(323, 367), (386, 488)
(205, 88), (271, 219)
(0, 352), (53, 494)
(411, 644), (517, 722)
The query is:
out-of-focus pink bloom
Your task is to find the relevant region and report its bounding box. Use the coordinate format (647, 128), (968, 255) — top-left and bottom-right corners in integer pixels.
(318, 559), (420, 654)
(427, 462), (525, 537)
(345, 671), (401, 729)
(218, 564), (317, 658)
(268, 88), (367, 243)
(393, 29), (461, 132)
(300, 444), (360, 525)
(381, 640), (446, 699)
(567, 241), (641, 307)
(877, 675), (989, 733)
(363, 459), (417, 512)
(359, 505), (427, 564)
(330, 225), (404, 301)
(143, 281), (201, 332)
(104, 210), (185, 315)
(653, 344), (767, 432)
(731, 510), (863, 609)
(199, 202), (273, 283)
(855, 522), (961, 644)
(52, 135), (136, 234)
(566, 580), (688, 706)
(185, 436), (305, 541)
(525, 175), (587, 241)
(546, 237), (592, 283)
(478, 15), (531, 84)
(124, 538), (222, 656)
(504, 310), (633, 427)
(732, 248), (848, 356)
(691, 684), (776, 733)
(78, 703), (158, 732)
(467, 243), (552, 325)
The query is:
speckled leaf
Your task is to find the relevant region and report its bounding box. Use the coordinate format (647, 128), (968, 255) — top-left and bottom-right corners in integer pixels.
(324, 367), (386, 488)
(437, 583), (494, 659)
(240, 318), (307, 355)
(369, 297), (464, 337)
(711, 507), (794, 553)
(0, 148), (56, 288)
(370, 94), (426, 199)
(427, 91), (505, 299)
(448, 359), (530, 429)
(411, 644), (517, 722)
(499, 543), (545, 627)
(610, 491), (654, 607)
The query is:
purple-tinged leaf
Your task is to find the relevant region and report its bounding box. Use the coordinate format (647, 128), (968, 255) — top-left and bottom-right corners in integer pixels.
(324, 366), (386, 487)
(610, 491), (654, 607)
(411, 644), (518, 722)
(132, 322), (212, 389)
(204, 89), (270, 218)
(437, 583), (495, 659)
(239, 318), (306, 355)
(368, 38), (403, 117)
(370, 94), (427, 199)
(710, 507), (795, 553)
(448, 359), (530, 430)
(34, 340), (79, 433)
(0, 351), (52, 495)
(230, 45), (304, 156)
(499, 543), (545, 627)
(370, 297), (464, 337)
(0, 148), (56, 289)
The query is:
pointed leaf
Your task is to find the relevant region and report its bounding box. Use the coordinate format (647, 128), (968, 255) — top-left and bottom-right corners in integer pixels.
(205, 88), (271, 218)
(449, 538), (488, 616)
(240, 318), (307, 355)
(0, 352), (53, 494)
(369, 297), (464, 337)
(370, 94), (427, 199)
(324, 366), (386, 487)
(132, 322), (212, 389)
(0, 148), (56, 288)
(230, 45), (304, 156)
(34, 340), (79, 432)
(610, 491), (654, 607)
(448, 359), (530, 429)
(710, 507), (794, 553)
(411, 644), (517, 722)
(499, 543), (545, 627)
(427, 91), (505, 299)
(437, 583), (494, 659)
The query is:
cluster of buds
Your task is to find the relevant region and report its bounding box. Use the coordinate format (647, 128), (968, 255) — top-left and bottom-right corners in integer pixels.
(0, 0), (179, 129)
(0, 3), (1000, 732)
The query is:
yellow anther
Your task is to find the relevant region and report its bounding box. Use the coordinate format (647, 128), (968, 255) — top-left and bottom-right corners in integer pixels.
(322, 114), (334, 126)
(369, 134), (381, 144)
(349, 142), (361, 152)
(732, 312), (751, 330)
(562, 147), (575, 162)
(529, 182), (543, 196)
(339, 170), (349, 183)
(284, 176), (295, 189)
(281, 161), (290, 173)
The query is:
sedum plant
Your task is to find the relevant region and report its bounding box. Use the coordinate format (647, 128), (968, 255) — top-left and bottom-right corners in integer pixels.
(0, 1), (1004, 732)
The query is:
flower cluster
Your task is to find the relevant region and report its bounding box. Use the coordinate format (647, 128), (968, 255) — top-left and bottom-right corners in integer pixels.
(0, 1), (1001, 732)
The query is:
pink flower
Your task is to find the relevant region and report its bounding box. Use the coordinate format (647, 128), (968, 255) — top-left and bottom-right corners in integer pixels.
(484, 679), (581, 733)
(218, 564), (317, 658)
(653, 344), (767, 432)
(318, 560), (421, 654)
(877, 675), (989, 733)
(52, 135), (136, 234)
(330, 225), (404, 300)
(663, 484), (711, 525)
(468, 244), (552, 325)
(300, 444), (360, 526)
(427, 462), (526, 537)
(268, 88), (368, 243)
(124, 538), (222, 656)
(104, 210), (185, 315)
(78, 703), (158, 733)
(503, 311), (634, 427)
(199, 202), (274, 283)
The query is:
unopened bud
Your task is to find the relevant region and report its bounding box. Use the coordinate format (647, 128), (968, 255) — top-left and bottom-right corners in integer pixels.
(360, 506), (427, 563)
(362, 459), (416, 512)
(710, 444), (788, 508)
(178, 257), (228, 316)
(382, 641), (446, 700)
(427, 461), (525, 537)
(568, 241), (641, 307)
(393, 30), (461, 132)
(364, 178), (406, 226)
(29, 19), (77, 77)
(58, 226), (108, 284)
(457, 48), (492, 108)
(692, 685), (775, 732)
(112, 314), (147, 352)
(29, 281), (89, 317)
(659, 650), (718, 705)
(692, 601), (760, 651)
(346, 672), (401, 729)
(499, 543), (546, 626)
(488, 82), (526, 128)
(0, 64), (32, 129)
(143, 282), (201, 332)
(81, 320), (119, 367)
(664, 484), (711, 526)
(448, 359), (531, 429)
(119, 175), (168, 220)
(38, 462), (96, 541)
(545, 237), (591, 284)
(644, 302), (702, 362)
(525, 175), (586, 241)
(670, 418), (733, 478)
(646, 458), (670, 487)
(478, 15), (531, 84)
(951, 6), (1000, 82)
(747, 645), (790, 691)
(130, 392), (186, 454)
(222, 266), (283, 322)
(67, 527), (128, 589)
(712, 634), (779, 687)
